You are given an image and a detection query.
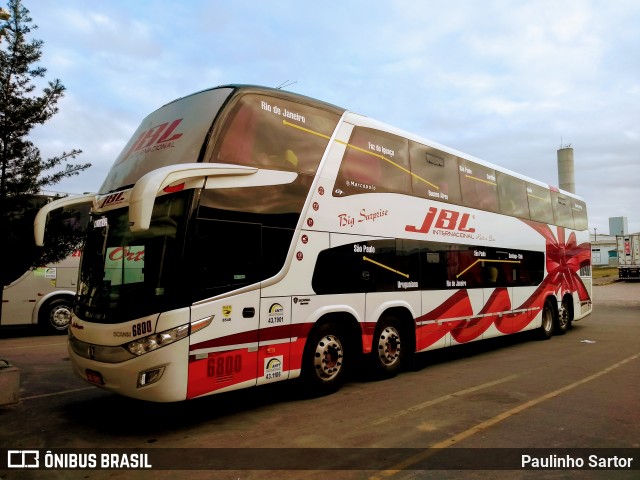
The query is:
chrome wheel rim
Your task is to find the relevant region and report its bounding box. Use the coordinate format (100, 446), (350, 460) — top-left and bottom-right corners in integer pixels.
(50, 305), (71, 330)
(313, 335), (343, 381)
(377, 326), (401, 367)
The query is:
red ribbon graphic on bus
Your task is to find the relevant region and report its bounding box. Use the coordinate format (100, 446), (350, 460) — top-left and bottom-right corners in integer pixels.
(414, 222), (591, 350)
(526, 221), (591, 302)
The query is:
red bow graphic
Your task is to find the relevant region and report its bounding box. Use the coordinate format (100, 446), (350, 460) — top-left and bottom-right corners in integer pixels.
(415, 221), (592, 349)
(524, 221), (591, 302)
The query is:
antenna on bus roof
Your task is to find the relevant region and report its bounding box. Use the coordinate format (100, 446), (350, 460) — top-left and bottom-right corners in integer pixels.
(276, 80), (297, 90)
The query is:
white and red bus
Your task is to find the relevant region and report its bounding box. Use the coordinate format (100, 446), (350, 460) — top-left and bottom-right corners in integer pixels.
(35, 85), (592, 402)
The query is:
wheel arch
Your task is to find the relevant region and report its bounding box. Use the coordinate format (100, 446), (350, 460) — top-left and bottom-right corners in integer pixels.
(536, 295), (559, 340)
(32, 290), (75, 325)
(308, 310), (363, 355)
(298, 310), (362, 395)
(561, 292), (575, 322)
(374, 305), (416, 355)
(544, 293), (560, 317)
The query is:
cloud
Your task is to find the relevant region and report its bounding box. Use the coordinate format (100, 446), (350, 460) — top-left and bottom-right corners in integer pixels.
(20, 0), (640, 233)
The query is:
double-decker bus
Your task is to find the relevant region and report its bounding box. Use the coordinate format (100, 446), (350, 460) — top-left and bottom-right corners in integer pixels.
(34, 85), (592, 402)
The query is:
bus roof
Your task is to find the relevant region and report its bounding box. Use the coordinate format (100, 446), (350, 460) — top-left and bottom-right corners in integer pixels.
(153, 84), (584, 202)
(162, 84), (347, 116)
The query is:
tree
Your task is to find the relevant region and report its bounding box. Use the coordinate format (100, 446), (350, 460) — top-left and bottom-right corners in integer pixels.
(0, 0), (91, 288)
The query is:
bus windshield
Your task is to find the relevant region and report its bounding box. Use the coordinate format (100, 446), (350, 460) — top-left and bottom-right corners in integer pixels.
(75, 191), (191, 323)
(99, 88), (233, 194)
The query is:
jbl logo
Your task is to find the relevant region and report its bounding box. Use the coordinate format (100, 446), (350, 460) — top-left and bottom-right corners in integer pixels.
(405, 207), (475, 234)
(123, 118), (184, 160)
(99, 191), (125, 208)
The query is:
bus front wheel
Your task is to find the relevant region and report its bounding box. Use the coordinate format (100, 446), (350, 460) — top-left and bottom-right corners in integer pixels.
(40, 298), (73, 334)
(301, 323), (347, 396)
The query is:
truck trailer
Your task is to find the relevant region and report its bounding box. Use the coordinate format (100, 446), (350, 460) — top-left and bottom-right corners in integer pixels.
(616, 234), (640, 280)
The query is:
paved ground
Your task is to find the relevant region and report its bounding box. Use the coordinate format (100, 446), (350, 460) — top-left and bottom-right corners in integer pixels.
(0, 279), (638, 480)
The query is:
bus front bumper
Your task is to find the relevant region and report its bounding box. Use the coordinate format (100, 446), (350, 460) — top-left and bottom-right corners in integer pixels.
(68, 334), (189, 403)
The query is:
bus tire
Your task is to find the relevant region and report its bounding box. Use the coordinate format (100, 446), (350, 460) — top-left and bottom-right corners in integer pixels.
(537, 299), (555, 340)
(40, 298), (73, 334)
(556, 296), (573, 334)
(371, 316), (404, 378)
(301, 322), (347, 396)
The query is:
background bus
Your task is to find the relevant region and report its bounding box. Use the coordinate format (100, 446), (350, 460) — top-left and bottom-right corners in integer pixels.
(2, 193), (88, 334)
(1, 250), (80, 333)
(35, 85), (592, 401)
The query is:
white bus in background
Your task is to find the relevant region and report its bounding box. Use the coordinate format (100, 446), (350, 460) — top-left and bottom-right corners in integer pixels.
(35, 85), (593, 401)
(1, 250), (81, 334)
(2, 193), (88, 334)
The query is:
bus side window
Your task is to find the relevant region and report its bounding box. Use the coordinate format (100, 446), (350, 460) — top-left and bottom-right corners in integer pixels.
(215, 101), (257, 166)
(497, 172), (529, 219)
(339, 142), (382, 187)
(396, 239), (422, 288)
(212, 94), (340, 175)
(312, 243), (368, 294)
(334, 127), (410, 196)
(312, 239), (406, 294)
(190, 219), (261, 301)
(409, 143), (461, 204)
(458, 158), (499, 213)
(420, 243), (447, 289)
(526, 183), (554, 225)
(551, 191), (575, 229)
(572, 199), (588, 231)
(447, 246), (485, 288)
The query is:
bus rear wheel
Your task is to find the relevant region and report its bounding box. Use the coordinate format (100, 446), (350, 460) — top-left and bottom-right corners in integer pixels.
(537, 299), (555, 340)
(556, 296), (573, 334)
(40, 298), (73, 335)
(371, 317), (404, 378)
(301, 323), (347, 396)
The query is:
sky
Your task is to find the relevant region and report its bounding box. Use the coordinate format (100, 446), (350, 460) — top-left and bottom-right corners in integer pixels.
(16, 0), (640, 235)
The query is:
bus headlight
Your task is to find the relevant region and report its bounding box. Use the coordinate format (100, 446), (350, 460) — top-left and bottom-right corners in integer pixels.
(125, 324), (189, 356)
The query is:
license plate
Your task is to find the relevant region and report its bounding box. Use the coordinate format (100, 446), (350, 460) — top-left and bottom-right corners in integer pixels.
(85, 369), (105, 385)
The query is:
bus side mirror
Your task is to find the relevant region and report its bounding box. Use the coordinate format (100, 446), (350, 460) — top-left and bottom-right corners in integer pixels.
(128, 163), (258, 232)
(34, 194), (97, 247)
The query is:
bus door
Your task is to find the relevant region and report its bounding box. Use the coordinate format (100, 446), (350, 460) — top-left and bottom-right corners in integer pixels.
(257, 297), (292, 385)
(186, 219), (263, 398)
(188, 290), (261, 398)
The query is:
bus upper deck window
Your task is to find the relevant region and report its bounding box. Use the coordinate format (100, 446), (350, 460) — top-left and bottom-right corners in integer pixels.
(212, 94), (340, 175)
